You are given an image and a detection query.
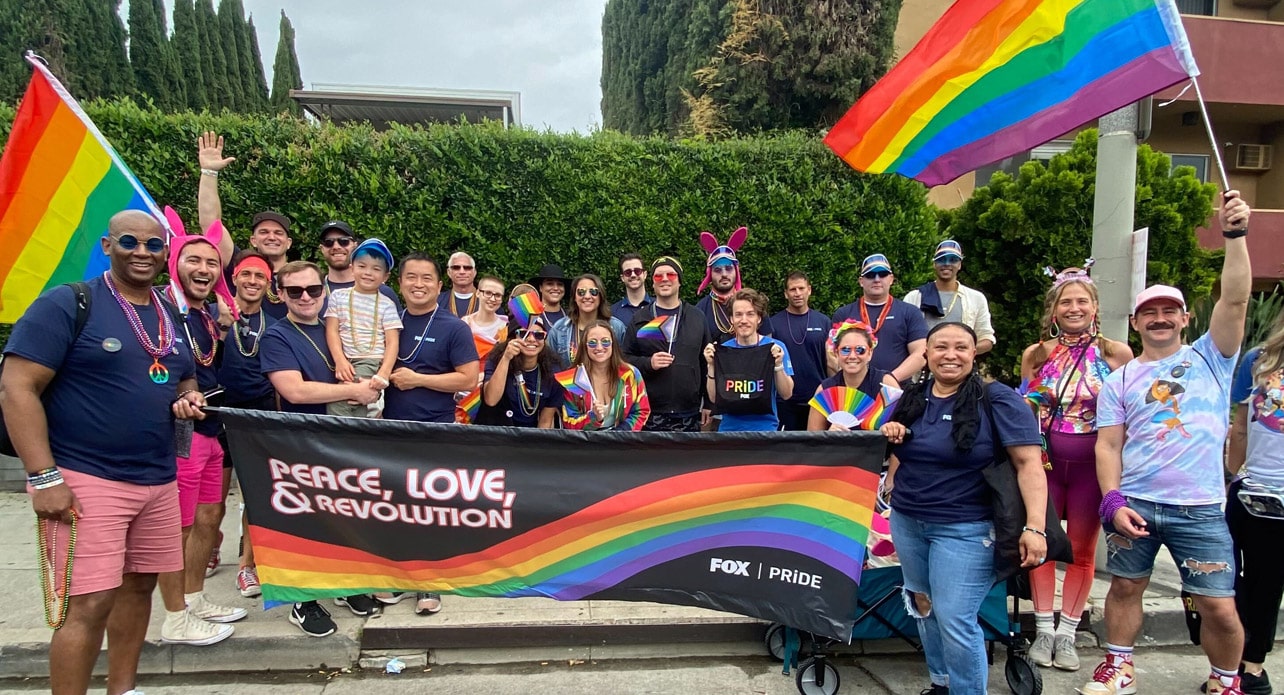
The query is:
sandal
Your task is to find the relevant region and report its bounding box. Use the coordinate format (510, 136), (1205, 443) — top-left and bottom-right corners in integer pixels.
(414, 592), (442, 615)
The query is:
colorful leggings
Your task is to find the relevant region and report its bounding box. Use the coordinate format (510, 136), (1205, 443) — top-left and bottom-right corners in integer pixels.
(1029, 430), (1101, 618)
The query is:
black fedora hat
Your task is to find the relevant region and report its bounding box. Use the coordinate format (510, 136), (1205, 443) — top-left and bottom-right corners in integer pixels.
(529, 263), (568, 287)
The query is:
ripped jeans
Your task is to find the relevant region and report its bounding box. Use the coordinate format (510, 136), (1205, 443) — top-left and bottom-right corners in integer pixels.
(889, 510), (996, 692)
(1104, 496), (1235, 598)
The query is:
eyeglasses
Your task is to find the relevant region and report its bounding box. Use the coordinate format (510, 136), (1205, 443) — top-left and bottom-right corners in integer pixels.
(838, 345), (869, 356)
(320, 237), (353, 248)
(479, 290), (504, 300)
(516, 329), (548, 341)
(652, 272), (678, 282)
(576, 287), (601, 297)
(586, 338), (612, 349)
(862, 271), (891, 280)
(282, 284), (325, 299)
(449, 264), (474, 271)
(113, 234), (166, 253)
(621, 268), (645, 277)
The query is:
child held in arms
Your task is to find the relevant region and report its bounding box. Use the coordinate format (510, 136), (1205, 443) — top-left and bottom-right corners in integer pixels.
(324, 239), (402, 417)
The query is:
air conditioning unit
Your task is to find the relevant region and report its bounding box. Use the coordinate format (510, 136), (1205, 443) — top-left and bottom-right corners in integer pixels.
(1234, 144), (1273, 172)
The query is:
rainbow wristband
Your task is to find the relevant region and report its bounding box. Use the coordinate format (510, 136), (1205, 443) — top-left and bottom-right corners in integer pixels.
(1099, 489), (1128, 526)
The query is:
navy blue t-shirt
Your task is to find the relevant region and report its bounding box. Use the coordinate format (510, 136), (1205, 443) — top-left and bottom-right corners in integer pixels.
(482, 359), (565, 428)
(769, 309), (830, 405)
(383, 309), (479, 423)
(437, 291), (478, 318)
(831, 299), (928, 377)
(890, 384), (1041, 523)
(697, 294), (773, 346)
(543, 306), (567, 328)
(3, 277), (196, 485)
(259, 319), (337, 416)
(818, 368), (893, 397)
(611, 295), (653, 328)
(173, 305), (222, 438)
(219, 310), (275, 404)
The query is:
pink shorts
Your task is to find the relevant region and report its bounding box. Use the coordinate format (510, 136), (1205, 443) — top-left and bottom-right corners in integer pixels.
(30, 468), (182, 596)
(177, 432), (226, 527)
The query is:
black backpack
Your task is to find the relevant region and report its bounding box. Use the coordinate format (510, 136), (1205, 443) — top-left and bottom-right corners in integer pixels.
(0, 282), (92, 458)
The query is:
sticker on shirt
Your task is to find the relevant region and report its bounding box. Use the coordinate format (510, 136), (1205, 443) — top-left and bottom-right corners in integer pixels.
(1251, 368), (1284, 432)
(1146, 378), (1190, 441)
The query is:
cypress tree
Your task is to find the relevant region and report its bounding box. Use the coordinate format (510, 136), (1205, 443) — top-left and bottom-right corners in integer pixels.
(246, 14), (271, 110)
(171, 0), (207, 110)
(196, 0), (232, 109)
(223, 0), (264, 111)
(129, 0), (173, 108)
(270, 10), (302, 115)
(93, 0), (135, 97)
(0, 1), (61, 103)
(217, 0), (246, 110)
(156, 0), (188, 110)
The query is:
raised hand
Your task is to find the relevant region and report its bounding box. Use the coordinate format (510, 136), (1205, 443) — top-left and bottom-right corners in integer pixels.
(198, 131), (236, 172)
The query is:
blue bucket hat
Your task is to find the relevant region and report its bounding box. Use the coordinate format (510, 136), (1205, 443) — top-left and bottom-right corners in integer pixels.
(353, 238), (395, 270)
(861, 253), (892, 277)
(934, 239), (964, 263)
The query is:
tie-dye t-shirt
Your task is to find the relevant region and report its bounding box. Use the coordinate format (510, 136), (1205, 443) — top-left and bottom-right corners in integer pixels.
(1025, 341), (1114, 434)
(1097, 331), (1236, 505)
(1231, 347), (1284, 488)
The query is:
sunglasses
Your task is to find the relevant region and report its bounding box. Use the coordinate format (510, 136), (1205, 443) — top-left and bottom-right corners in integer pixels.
(576, 287), (601, 297)
(479, 290), (504, 300)
(586, 338), (612, 349)
(935, 256), (962, 265)
(621, 268), (645, 277)
(320, 237), (353, 248)
(449, 264), (474, 271)
(838, 345), (869, 356)
(516, 329), (547, 341)
(282, 284), (325, 299)
(652, 272), (679, 282)
(113, 234), (166, 253)
(862, 271), (891, 280)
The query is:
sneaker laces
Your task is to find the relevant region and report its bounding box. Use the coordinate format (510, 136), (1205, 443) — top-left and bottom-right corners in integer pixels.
(1092, 659), (1123, 683)
(301, 601), (331, 620)
(185, 613), (228, 639)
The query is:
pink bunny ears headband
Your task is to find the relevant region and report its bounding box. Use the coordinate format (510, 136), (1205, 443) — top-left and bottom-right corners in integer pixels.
(697, 226), (747, 295)
(163, 206), (238, 321)
(1043, 259), (1095, 290)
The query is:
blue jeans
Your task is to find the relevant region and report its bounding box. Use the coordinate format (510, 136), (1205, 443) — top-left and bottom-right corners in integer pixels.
(1105, 496), (1235, 597)
(890, 510), (996, 692)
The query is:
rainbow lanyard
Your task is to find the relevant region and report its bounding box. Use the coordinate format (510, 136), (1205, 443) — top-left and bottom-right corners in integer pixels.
(515, 367), (542, 416)
(105, 272), (176, 384)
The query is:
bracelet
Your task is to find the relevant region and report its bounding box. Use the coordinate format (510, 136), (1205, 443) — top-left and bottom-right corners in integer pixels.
(1222, 228), (1247, 239)
(707, 376), (714, 380)
(1099, 489), (1128, 524)
(173, 389), (198, 406)
(32, 477), (65, 490)
(29, 466), (57, 478)
(200, 168), (219, 178)
(1021, 526), (1047, 538)
(28, 468), (64, 489)
(774, 365), (785, 372)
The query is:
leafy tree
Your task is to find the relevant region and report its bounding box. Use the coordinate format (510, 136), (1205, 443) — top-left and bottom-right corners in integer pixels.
(195, 0), (233, 109)
(245, 14), (270, 108)
(171, 0), (207, 110)
(217, 0), (247, 110)
(942, 129), (1219, 383)
(270, 10), (302, 115)
(129, 0), (179, 110)
(0, 0), (133, 102)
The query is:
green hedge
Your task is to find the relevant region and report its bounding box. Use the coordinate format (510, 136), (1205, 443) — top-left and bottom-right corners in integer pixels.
(0, 99), (938, 316)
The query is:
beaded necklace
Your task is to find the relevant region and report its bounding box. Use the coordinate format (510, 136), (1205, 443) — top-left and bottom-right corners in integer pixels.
(105, 272), (176, 384)
(287, 318), (334, 371)
(859, 299), (894, 335)
(397, 308), (437, 363)
(712, 296), (733, 335)
(233, 310), (268, 358)
(449, 292), (478, 317)
(347, 289), (382, 354)
(515, 363), (542, 416)
(38, 513), (76, 629)
(163, 285), (219, 367)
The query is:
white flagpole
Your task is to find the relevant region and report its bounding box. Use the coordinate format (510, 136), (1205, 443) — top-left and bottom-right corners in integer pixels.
(1189, 76), (1232, 191)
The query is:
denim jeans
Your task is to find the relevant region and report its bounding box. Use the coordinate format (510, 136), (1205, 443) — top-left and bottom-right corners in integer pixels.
(890, 510), (996, 692)
(1104, 496), (1235, 597)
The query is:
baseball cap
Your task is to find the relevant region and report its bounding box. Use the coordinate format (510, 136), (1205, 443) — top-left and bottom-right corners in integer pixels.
(251, 211), (292, 233)
(934, 240), (964, 263)
(861, 254), (892, 277)
(1131, 284), (1186, 314)
(353, 238), (394, 270)
(319, 220), (355, 238)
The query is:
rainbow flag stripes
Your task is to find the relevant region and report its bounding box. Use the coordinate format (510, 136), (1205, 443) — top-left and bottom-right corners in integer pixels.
(458, 388), (483, 423)
(555, 365), (593, 399)
(0, 54), (167, 322)
(636, 315), (675, 342)
(248, 464), (877, 603)
(809, 386), (902, 430)
(507, 292), (544, 330)
(824, 0), (1198, 186)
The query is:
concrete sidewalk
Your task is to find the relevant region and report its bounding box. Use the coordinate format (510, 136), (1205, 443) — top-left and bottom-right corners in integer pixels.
(0, 490), (1264, 679)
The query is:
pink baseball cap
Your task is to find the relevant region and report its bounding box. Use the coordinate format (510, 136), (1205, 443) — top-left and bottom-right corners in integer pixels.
(1132, 284), (1186, 314)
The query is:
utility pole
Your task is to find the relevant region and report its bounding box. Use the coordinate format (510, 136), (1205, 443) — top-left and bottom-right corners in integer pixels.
(1090, 104), (1141, 343)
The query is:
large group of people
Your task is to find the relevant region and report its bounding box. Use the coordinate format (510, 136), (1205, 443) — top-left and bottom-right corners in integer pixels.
(0, 131), (1275, 695)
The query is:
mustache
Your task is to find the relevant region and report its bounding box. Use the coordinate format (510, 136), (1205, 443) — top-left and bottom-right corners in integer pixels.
(1145, 321), (1177, 330)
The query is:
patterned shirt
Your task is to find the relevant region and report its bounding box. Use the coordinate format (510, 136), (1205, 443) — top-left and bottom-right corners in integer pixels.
(1024, 341), (1114, 434)
(324, 287), (403, 359)
(1232, 347), (1284, 488)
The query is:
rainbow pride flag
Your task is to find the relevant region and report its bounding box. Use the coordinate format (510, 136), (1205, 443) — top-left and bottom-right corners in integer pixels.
(507, 292), (544, 330)
(0, 53), (167, 322)
(555, 365), (594, 399)
(458, 387), (483, 423)
(824, 0), (1199, 186)
(636, 315), (675, 342)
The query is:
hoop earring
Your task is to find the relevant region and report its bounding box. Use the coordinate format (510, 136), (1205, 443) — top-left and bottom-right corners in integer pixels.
(1089, 313), (1100, 337)
(1049, 319), (1061, 338)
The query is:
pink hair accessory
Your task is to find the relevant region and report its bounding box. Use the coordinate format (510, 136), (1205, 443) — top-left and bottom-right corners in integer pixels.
(697, 226), (747, 295)
(1043, 259), (1095, 290)
(828, 319), (878, 350)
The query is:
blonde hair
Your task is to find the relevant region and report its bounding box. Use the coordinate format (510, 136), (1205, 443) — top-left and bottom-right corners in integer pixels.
(276, 260), (322, 286)
(1254, 310), (1284, 388)
(1029, 275), (1114, 371)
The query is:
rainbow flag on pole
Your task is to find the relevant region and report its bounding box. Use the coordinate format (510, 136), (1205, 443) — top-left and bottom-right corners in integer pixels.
(0, 53), (166, 322)
(824, 0), (1199, 186)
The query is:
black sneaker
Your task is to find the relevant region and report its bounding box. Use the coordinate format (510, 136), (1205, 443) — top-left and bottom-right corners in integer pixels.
(1242, 669), (1272, 695)
(919, 686), (949, 695)
(290, 601), (336, 637)
(334, 594), (378, 617)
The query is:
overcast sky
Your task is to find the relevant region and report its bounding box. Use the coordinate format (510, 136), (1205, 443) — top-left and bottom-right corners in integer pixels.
(143, 1), (610, 132)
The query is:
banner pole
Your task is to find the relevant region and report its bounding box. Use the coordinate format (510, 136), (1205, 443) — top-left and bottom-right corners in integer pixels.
(1190, 77), (1231, 191)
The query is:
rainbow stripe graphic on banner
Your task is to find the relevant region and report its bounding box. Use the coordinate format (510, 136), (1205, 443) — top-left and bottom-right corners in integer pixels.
(0, 53), (167, 322)
(823, 0), (1198, 186)
(636, 315), (675, 342)
(249, 464), (877, 603)
(507, 292), (544, 330)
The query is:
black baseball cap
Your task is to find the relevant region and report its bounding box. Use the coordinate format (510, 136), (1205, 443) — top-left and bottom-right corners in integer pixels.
(319, 220), (355, 239)
(250, 211), (292, 233)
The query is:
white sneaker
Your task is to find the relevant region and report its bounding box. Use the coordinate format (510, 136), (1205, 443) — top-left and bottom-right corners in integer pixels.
(160, 610), (233, 646)
(1029, 632), (1054, 667)
(187, 593), (248, 623)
